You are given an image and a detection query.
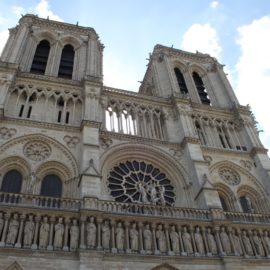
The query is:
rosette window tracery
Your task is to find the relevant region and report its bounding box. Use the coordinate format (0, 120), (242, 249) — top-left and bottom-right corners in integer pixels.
(107, 160), (176, 206)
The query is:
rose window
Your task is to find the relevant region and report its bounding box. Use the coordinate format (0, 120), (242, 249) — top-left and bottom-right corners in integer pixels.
(23, 141), (51, 161)
(107, 160), (176, 206)
(219, 168), (241, 186)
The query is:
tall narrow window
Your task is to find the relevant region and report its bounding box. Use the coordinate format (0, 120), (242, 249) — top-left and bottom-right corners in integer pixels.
(58, 44), (74, 79)
(1, 170), (22, 193)
(192, 72), (211, 105)
(219, 194), (229, 211)
(30, 40), (50, 75)
(174, 68), (188, 94)
(40, 174), (62, 197)
(240, 195), (254, 213)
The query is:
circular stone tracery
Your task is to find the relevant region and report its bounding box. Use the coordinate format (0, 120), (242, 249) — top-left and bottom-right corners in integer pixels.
(219, 167), (241, 186)
(23, 141), (51, 161)
(107, 160), (176, 206)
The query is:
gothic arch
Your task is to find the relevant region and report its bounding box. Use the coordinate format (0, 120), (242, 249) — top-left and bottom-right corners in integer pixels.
(32, 30), (58, 46)
(210, 160), (266, 197)
(0, 156), (30, 193)
(0, 134), (79, 178)
(189, 63), (207, 77)
(59, 35), (82, 50)
(151, 263), (179, 270)
(172, 60), (188, 72)
(100, 142), (193, 207)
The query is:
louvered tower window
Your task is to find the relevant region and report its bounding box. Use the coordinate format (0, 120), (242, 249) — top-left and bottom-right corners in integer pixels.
(174, 68), (188, 94)
(192, 72), (211, 105)
(58, 44), (74, 79)
(30, 40), (50, 74)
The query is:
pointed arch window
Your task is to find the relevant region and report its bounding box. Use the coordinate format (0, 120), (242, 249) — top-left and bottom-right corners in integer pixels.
(219, 194), (229, 211)
(58, 44), (74, 79)
(40, 174), (62, 197)
(1, 170), (22, 193)
(174, 68), (188, 94)
(192, 72), (211, 105)
(30, 40), (50, 75)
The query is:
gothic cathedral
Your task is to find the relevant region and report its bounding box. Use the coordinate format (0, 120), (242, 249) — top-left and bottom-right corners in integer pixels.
(0, 14), (270, 270)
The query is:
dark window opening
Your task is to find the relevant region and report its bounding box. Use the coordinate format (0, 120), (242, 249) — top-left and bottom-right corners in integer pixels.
(240, 195), (254, 213)
(29, 93), (37, 103)
(58, 44), (74, 79)
(219, 195), (229, 211)
(58, 111), (62, 123)
(19, 105), (24, 117)
(65, 112), (70, 124)
(1, 170), (22, 193)
(27, 106), (32, 118)
(30, 40), (50, 75)
(57, 97), (64, 107)
(192, 72), (211, 105)
(174, 68), (188, 94)
(40, 174), (62, 197)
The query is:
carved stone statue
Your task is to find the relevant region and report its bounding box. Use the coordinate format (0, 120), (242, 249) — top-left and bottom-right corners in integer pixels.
(156, 224), (166, 253)
(6, 213), (19, 246)
(263, 231), (270, 254)
(129, 223), (139, 251)
(242, 230), (253, 256)
(115, 222), (124, 250)
(70, 219), (79, 250)
(0, 213), (4, 238)
(23, 215), (35, 247)
(86, 216), (96, 248)
(138, 183), (149, 204)
(27, 172), (36, 193)
(143, 224), (152, 252)
(220, 227), (231, 254)
(182, 226), (193, 254)
(170, 225), (179, 253)
(194, 227), (204, 255)
(54, 218), (64, 249)
(159, 186), (166, 206)
(231, 229), (242, 256)
(150, 184), (158, 205)
(102, 220), (110, 249)
(206, 228), (217, 255)
(253, 231), (264, 256)
(39, 216), (50, 249)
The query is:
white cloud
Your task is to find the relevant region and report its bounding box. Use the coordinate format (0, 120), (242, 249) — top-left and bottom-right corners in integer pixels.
(0, 30), (9, 54)
(181, 23), (222, 59)
(210, 1), (219, 9)
(235, 15), (270, 150)
(35, 0), (63, 21)
(11, 6), (25, 17)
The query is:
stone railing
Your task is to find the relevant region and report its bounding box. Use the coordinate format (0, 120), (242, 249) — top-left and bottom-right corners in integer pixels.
(0, 191), (80, 211)
(82, 197), (211, 221)
(224, 211), (270, 224)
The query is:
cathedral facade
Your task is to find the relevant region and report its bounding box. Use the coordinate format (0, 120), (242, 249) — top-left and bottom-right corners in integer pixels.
(0, 14), (270, 270)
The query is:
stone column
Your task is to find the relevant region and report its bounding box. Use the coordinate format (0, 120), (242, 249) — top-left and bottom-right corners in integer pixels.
(152, 224), (159, 255)
(31, 216), (40, 250)
(214, 226), (224, 256)
(138, 222), (144, 254)
(63, 218), (70, 251)
(111, 220), (117, 253)
(177, 225), (185, 256)
(47, 217), (55, 251)
(0, 213), (10, 247)
(165, 224), (173, 255)
(124, 221), (131, 253)
(202, 227), (210, 256)
(79, 216), (86, 249)
(96, 218), (102, 250)
(15, 214), (25, 248)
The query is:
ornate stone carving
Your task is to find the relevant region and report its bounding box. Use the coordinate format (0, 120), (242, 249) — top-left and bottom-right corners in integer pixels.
(23, 141), (51, 161)
(102, 220), (110, 249)
(86, 216), (96, 249)
(170, 225), (179, 253)
(219, 168), (241, 186)
(70, 219), (79, 250)
(63, 136), (80, 148)
(6, 213), (19, 246)
(182, 226), (193, 254)
(53, 218), (64, 250)
(129, 223), (139, 251)
(220, 227), (232, 254)
(156, 224), (166, 253)
(23, 215), (35, 248)
(0, 127), (16, 139)
(206, 228), (217, 255)
(39, 216), (50, 249)
(242, 230), (253, 256)
(194, 227), (204, 255)
(100, 136), (113, 149)
(143, 224), (152, 253)
(115, 222), (124, 251)
(231, 229), (242, 256)
(253, 231), (264, 256)
(240, 160), (253, 170)
(107, 160), (176, 206)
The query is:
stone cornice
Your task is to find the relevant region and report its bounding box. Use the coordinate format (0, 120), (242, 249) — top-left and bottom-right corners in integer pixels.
(100, 130), (182, 148)
(201, 145), (251, 156)
(81, 120), (101, 129)
(1, 117), (80, 133)
(20, 14), (97, 37)
(18, 72), (83, 88)
(250, 147), (269, 157)
(0, 61), (19, 72)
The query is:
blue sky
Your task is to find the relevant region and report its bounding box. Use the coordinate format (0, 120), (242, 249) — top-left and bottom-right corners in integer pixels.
(0, 0), (270, 151)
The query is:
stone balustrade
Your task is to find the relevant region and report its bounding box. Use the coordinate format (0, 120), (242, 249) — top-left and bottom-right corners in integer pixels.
(224, 211), (270, 224)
